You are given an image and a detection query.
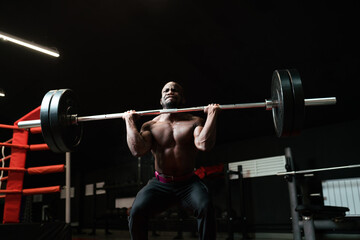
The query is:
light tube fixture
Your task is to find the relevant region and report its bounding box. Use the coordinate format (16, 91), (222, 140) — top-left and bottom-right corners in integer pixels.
(0, 88), (5, 97)
(0, 30), (60, 58)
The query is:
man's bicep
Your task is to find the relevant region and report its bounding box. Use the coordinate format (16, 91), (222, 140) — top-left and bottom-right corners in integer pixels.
(193, 117), (205, 147)
(193, 125), (203, 138)
(140, 129), (152, 149)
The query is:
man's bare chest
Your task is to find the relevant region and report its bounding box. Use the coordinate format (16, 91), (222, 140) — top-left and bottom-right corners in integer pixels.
(150, 121), (196, 146)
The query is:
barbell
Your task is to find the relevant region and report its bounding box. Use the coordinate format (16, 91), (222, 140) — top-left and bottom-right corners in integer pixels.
(17, 69), (336, 153)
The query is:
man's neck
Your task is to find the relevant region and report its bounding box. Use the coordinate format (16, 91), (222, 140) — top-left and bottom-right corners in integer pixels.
(159, 112), (186, 122)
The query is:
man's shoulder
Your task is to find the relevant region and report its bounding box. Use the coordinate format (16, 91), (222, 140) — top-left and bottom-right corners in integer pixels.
(142, 116), (164, 128)
(185, 114), (204, 127)
(142, 119), (157, 128)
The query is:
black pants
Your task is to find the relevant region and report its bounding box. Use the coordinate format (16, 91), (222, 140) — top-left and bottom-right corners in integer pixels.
(128, 175), (216, 240)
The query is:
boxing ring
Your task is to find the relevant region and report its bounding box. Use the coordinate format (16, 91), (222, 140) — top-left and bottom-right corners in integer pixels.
(0, 106), (71, 224)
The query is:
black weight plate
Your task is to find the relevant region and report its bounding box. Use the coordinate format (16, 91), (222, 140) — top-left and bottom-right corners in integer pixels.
(40, 90), (61, 153)
(49, 89), (83, 153)
(287, 69), (305, 136)
(271, 69), (294, 137)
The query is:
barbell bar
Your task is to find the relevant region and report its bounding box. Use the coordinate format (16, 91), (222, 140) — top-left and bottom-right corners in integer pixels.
(18, 97), (336, 128)
(16, 69), (337, 153)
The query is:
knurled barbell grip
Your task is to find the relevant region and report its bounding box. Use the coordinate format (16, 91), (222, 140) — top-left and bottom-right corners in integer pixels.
(16, 97), (336, 129)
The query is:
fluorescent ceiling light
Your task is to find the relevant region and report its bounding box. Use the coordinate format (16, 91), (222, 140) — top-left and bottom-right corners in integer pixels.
(0, 30), (60, 58)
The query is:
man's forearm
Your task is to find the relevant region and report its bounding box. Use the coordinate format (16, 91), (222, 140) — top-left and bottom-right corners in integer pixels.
(125, 120), (147, 156)
(197, 112), (218, 150)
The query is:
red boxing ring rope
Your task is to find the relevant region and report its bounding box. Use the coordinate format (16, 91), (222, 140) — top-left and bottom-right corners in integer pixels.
(0, 124), (41, 133)
(0, 142), (50, 151)
(0, 155), (11, 163)
(0, 124), (25, 131)
(0, 164), (65, 175)
(0, 185), (61, 198)
(0, 176), (8, 182)
(27, 164), (65, 175)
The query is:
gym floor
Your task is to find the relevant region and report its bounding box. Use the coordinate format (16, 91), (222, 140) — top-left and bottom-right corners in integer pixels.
(71, 230), (289, 240)
(71, 229), (360, 240)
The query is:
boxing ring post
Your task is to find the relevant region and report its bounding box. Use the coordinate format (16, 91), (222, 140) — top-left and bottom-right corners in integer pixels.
(65, 152), (71, 224)
(0, 106), (68, 224)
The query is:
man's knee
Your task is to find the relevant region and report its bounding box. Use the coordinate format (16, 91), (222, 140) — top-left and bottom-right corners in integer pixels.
(196, 198), (214, 217)
(128, 204), (149, 239)
(129, 203), (146, 220)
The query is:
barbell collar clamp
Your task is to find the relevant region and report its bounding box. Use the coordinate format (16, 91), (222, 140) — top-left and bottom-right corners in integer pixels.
(265, 99), (275, 110)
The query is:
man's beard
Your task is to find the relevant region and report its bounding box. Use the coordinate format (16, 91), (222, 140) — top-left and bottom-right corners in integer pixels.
(163, 100), (181, 109)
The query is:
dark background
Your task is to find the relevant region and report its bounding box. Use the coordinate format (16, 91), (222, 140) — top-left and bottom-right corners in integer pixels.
(1, 0), (359, 233)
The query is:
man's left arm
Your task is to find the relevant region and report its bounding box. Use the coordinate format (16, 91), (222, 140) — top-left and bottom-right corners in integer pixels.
(194, 104), (221, 151)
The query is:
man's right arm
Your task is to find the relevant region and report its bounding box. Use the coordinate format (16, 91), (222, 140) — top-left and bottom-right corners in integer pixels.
(123, 111), (152, 156)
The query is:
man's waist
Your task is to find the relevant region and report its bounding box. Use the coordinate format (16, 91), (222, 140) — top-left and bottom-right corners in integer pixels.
(155, 171), (195, 183)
